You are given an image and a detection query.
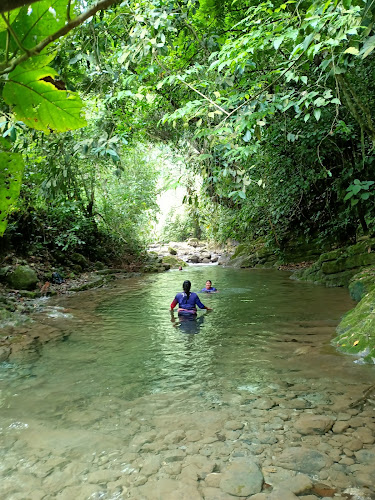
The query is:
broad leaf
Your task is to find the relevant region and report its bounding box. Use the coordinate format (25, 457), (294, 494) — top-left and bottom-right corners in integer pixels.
(0, 152), (25, 236)
(0, 9), (20, 32)
(11, 0), (69, 50)
(3, 58), (86, 133)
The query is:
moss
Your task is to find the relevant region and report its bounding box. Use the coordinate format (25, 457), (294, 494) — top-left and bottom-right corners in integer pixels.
(231, 243), (251, 259)
(162, 255), (187, 268)
(348, 267), (375, 301)
(346, 238), (375, 256)
(319, 248), (345, 263)
(333, 287), (375, 364)
(168, 247), (177, 255)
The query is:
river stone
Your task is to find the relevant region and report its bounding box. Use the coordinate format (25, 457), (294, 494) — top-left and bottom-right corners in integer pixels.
(219, 458), (263, 497)
(202, 486), (234, 499)
(138, 479), (201, 500)
(0, 346), (11, 362)
(224, 420), (244, 431)
(332, 421), (349, 433)
(353, 428), (374, 444)
(251, 398), (275, 410)
(354, 449), (375, 465)
(141, 455), (161, 476)
(278, 399), (309, 409)
(6, 265), (38, 290)
(186, 430), (202, 442)
(294, 415), (335, 435)
(275, 447), (331, 474)
(278, 473), (312, 494)
(267, 488), (299, 500)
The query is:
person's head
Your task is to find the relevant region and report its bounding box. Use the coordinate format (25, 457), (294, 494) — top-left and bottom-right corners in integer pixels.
(178, 266), (183, 271)
(205, 280), (212, 289)
(183, 280), (191, 297)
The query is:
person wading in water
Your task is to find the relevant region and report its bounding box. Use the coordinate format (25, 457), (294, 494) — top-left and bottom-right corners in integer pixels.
(170, 280), (212, 315)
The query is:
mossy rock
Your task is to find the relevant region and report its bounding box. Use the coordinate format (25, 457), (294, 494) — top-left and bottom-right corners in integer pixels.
(162, 255), (187, 269)
(70, 277), (107, 291)
(333, 287), (375, 364)
(231, 243), (256, 259)
(346, 238), (375, 256)
(70, 253), (89, 267)
(168, 247), (177, 255)
(6, 265), (38, 290)
(348, 267), (375, 302)
(319, 248), (345, 263)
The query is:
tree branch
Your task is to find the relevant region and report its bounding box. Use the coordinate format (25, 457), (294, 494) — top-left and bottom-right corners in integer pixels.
(0, 0), (41, 13)
(0, 0), (119, 75)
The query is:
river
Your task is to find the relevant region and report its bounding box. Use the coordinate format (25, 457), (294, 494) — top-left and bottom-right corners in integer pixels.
(0, 266), (374, 499)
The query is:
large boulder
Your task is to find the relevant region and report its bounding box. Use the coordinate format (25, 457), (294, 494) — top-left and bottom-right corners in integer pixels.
(6, 265), (38, 290)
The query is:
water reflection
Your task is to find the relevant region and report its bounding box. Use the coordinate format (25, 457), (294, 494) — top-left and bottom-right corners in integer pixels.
(170, 311), (206, 335)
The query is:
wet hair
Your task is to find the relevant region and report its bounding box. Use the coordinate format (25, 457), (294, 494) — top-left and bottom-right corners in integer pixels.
(183, 280), (191, 298)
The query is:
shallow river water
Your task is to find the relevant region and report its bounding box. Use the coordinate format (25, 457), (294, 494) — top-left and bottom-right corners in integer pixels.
(1, 266), (375, 500)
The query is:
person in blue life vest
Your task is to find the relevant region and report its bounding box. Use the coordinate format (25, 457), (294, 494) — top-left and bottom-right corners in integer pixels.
(200, 280), (217, 293)
(170, 280), (212, 315)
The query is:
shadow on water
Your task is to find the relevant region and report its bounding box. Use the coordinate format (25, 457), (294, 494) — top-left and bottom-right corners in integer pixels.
(170, 311), (207, 335)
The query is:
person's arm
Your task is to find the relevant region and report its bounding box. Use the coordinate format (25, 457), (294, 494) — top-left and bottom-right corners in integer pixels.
(170, 298), (178, 311)
(195, 295), (212, 311)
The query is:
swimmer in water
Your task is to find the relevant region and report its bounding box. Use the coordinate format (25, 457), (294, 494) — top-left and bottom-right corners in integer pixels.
(170, 280), (212, 315)
(200, 280), (217, 293)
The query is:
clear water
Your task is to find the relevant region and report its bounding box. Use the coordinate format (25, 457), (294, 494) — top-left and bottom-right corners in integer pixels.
(0, 266), (374, 498)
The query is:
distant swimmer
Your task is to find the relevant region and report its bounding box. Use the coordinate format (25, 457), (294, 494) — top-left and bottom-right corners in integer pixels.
(200, 280), (217, 293)
(170, 280), (212, 315)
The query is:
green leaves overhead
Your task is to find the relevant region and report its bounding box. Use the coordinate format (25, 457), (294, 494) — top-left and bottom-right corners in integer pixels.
(9, 0), (70, 49)
(0, 152), (25, 236)
(3, 55), (86, 133)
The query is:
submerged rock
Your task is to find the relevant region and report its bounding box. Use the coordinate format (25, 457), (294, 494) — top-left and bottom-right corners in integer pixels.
(219, 458), (263, 496)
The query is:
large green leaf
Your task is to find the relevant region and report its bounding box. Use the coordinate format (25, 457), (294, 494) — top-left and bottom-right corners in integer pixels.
(3, 57), (87, 133)
(0, 152), (25, 236)
(0, 9), (20, 32)
(11, 0), (70, 49)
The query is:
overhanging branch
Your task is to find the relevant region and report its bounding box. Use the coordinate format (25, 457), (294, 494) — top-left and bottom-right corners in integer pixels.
(0, 0), (120, 75)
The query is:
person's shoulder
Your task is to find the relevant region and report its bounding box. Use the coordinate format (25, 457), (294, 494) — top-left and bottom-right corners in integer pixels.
(200, 288), (207, 292)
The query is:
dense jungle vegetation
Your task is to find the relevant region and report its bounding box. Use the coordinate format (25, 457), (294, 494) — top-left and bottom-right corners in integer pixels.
(0, 0), (374, 266)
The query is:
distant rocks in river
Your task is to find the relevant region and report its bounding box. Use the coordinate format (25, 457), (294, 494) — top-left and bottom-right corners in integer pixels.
(148, 240), (231, 266)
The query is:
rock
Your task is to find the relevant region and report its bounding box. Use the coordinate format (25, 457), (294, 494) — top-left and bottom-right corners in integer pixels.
(185, 430), (202, 442)
(188, 255), (199, 263)
(353, 428), (374, 444)
(168, 247), (177, 255)
(0, 346), (11, 362)
(219, 458), (263, 497)
(141, 455), (161, 476)
(224, 420), (244, 431)
(70, 253), (89, 267)
(354, 449), (375, 465)
(275, 447), (331, 474)
(311, 482), (337, 497)
(251, 398), (275, 410)
(278, 473), (312, 494)
(332, 421), (349, 433)
(163, 430), (185, 444)
(6, 265), (38, 290)
(267, 488), (299, 500)
(294, 415), (335, 435)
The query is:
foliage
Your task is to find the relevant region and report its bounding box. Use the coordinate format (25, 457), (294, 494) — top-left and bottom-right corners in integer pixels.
(1, 0), (375, 255)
